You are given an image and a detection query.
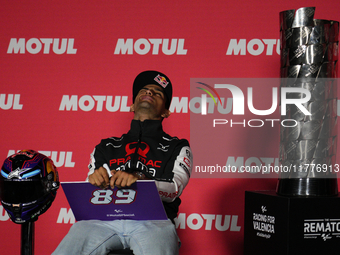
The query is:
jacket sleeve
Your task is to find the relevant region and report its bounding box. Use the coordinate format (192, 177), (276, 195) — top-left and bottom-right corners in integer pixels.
(155, 144), (192, 203)
(86, 140), (112, 181)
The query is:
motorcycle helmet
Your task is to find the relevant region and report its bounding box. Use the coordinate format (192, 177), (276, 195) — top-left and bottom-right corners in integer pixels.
(0, 150), (59, 223)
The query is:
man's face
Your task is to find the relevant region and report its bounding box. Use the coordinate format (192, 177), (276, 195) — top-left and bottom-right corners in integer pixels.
(131, 84), (170, 120)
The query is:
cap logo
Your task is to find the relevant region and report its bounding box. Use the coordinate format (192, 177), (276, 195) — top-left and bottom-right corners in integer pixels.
(154, 74), (169, 88)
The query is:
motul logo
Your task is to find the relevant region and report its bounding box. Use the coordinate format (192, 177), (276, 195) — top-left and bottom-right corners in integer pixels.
(0, 206), (10, 221)
(7, 38), (77, 54)
(7, 150), (75, 168)
(226, 39), (280, 56)
(57, 208), (75, 224)
(59, 95), (131, 112)
(114, 38), (187, 55)
(175, 213), (241, 231)
(0, 94), (23, 110)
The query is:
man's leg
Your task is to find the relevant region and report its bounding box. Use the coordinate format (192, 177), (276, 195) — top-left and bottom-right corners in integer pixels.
(52, 220), (125, 255)
(126, 220), (179, 255)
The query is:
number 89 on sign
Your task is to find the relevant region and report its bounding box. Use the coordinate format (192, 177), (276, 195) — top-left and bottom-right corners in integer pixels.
(90, 189), (137, 205)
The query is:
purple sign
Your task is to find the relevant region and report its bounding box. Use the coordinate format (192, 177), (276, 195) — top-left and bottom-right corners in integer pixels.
(61, 180), (167, 221)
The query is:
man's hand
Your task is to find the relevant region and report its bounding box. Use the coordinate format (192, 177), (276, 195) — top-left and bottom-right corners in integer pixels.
(110, 170), (139, 188)
(88, 166), (110, 189)
(89, 167), (142, 189)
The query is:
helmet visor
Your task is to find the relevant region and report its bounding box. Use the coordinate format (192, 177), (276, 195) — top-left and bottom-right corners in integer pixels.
(0, 180), (46, 204)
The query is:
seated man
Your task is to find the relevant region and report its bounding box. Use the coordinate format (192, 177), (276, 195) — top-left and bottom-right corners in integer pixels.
(53, 70), (192, 255)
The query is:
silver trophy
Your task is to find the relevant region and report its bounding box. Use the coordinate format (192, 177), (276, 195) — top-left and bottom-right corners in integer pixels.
(277, 7), (339, 196)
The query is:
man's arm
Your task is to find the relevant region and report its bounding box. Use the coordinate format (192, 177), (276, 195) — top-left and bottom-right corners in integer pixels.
(86, 146), (112, 188)
(156, 145), (192, 202)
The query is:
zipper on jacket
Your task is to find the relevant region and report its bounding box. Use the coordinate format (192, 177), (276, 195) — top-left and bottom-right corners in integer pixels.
(129, 121), (143, 172)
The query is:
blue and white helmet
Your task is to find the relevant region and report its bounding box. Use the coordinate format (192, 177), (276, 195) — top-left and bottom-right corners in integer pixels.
(0, 150), (59, 223)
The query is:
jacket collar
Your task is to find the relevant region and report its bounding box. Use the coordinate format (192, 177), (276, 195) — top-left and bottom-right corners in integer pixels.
(128, 119), (164, 137)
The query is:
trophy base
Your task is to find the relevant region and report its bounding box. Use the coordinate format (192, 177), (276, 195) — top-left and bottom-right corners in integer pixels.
(244, 191), (340, 255)
(276, 178), (338, 196)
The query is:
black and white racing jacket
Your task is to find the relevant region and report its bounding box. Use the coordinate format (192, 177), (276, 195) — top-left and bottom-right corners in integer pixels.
(87, 119), (192, 221)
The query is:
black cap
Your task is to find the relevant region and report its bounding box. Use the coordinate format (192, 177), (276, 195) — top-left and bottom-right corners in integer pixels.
(133, 70), (173, 109)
